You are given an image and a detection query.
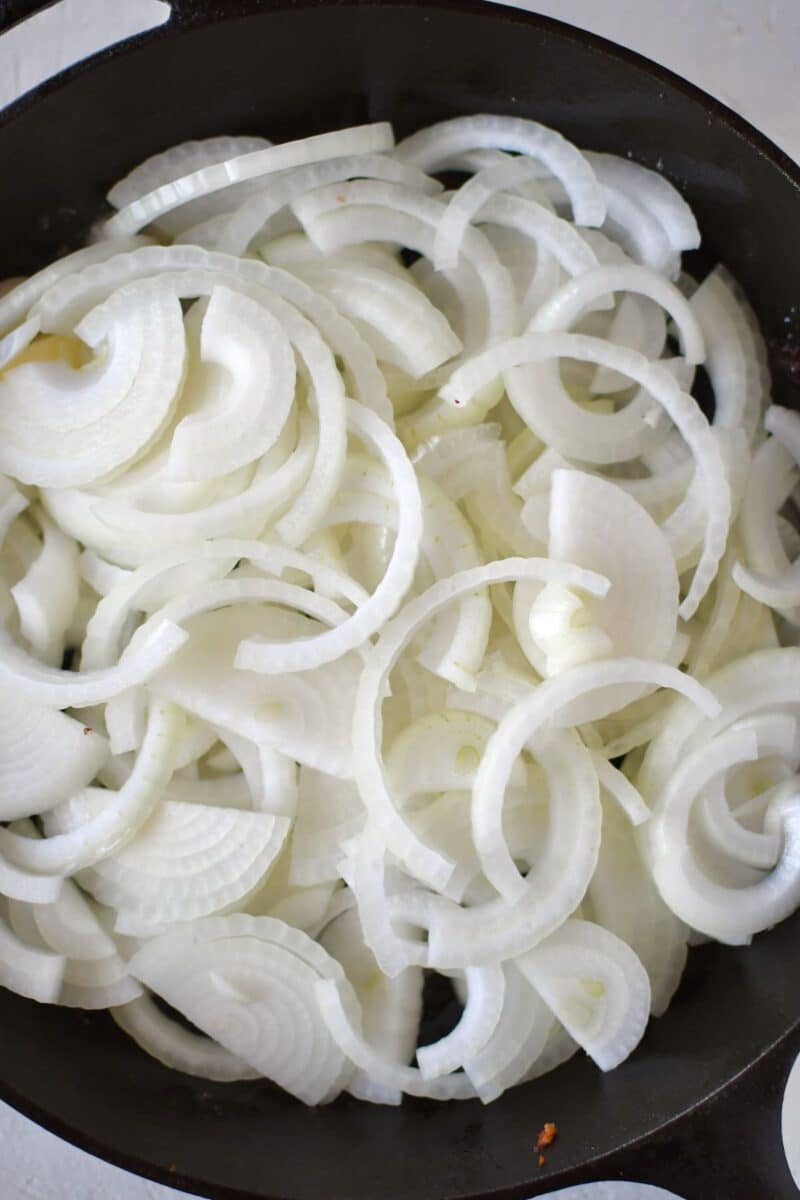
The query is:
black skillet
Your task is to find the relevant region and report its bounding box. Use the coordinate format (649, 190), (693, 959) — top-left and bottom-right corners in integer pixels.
(0, 2), (799, 1197)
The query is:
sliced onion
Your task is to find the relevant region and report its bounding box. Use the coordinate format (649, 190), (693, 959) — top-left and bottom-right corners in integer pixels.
(0, 699), (183, 875)
(0, 912), (65, 1003)
(112, 994), (260, 1081)
(49, 791), (290, 935)
(395, 114), (605, 227)
(353, 558), (609, 891)
(105, 123), (395, 237)
(442, 331), (729, 619)
(516, 918), (651, 1070)
(0, 687), (108, 820)
(128, 914), (352, 1104)
(234, 400), (422, 674)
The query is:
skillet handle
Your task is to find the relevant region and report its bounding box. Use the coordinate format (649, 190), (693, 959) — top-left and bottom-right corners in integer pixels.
(0, 0), (57, 35)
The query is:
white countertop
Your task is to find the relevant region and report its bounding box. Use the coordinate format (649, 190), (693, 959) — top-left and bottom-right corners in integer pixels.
(0, 1), (798, 1197)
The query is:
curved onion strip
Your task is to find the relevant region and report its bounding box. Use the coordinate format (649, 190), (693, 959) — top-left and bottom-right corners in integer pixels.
(0, 913), (66, 1003)
(291, 180), (516, 348)
(0, 700), (183, 875)
(167, 284), (297, 481)
(530, 262), (704, 361)
(585, 153), (700, 256)
(591, 752), (652, 826)
(645, 725), (800, 943)
(128, 915), (351, 1104)
(105, 123), (395, 237)
(112, 994), (260, 1081)
(436, 183), (598, 278)
(235, 401), (422, 673)
(0, 688), (108, 821)
(287, 260), (462, 379)
(81, 537), (365, 670)
(417, 964), (505, 1078)
(395, 114), (605, 227)
(516, 918), (651, 1070)
(471, 659), (717, 901)
(217, 153), (440, 256)
(0, 285), (186, 488)
(320, 906), (422, 1079)
(0, 237), (151, 337)
(11, 511), (79, 665)
(353, 558), (609, 891)
(783, 1051), (800, 1192)
(442, 331), (729, 620)
(0, 316), (40, 370)
(48, 791), (291, 934)
(0, 615), (187, 707)
(316, 976), (475, 1101)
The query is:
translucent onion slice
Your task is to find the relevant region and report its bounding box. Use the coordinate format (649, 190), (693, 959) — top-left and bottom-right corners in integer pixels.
(11, 511), (79, 665)
(553, 469), (678, 660)
(588, 797), (687, 1016)
(290, 260), (462, 379)
(0, 285), (186, 487)
(0, 912), (65, 1003)
(234, 400), (422, 674)
(105, 123), (395, 237)
(471, 658), (718, 902)
(112, 994), (260, 1082)
(395, 114), (606, 227)
(417, 964), (505, 1078)
(436, 185), (598, 278)
(442, 332), (729, 620)
(464, 963), (554, 1102)
(152, 606), (360, 778)
(584, 153), (700, 256)
(0, 699), (183, 875)
(167, 284), (296, 481)
(0, 613), (187, 708)
(128, 914), (351, 1104)
(352, 558), (609, 891)
(48, 791), (290, 935)
(516, 918), (651, 1070)
(218, 154), (440, 257)
(291, 180), (516, 350)
(0, 687), (108, 821)
(316, 976), (474, 1101)
(644, 724), (800, 943)
(108, 135), (273, 238)
(321, 906), (422, 1078)
(0, 236), (151, 337)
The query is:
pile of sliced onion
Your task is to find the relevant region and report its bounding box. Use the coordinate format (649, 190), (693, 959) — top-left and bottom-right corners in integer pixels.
(0, 114), (797, 1115)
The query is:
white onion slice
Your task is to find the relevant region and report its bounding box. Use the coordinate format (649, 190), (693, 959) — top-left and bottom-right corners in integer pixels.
(48, 791), (290, 935)
(471, 658), (718, 902)
(395, 114), (605, 227)
(168, 284), (296, 481)
(516, 918), (650, 1070)
(0, 699), (182, 875)
(0, 285), (186, 487)
(0, 687), (108, 820)
(235, 400), (422, 674)
(129, 915), (351, 1104)
(105, 123), (395, 237)
(442, 331), (729, 619)
(0, 912), (65, 1003)
(112, 994), (260, 1081)
(353, 558), (609, 891)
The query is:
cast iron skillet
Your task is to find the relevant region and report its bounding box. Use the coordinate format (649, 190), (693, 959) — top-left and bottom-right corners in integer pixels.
(1, 2), (800, 1197)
